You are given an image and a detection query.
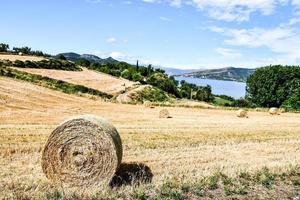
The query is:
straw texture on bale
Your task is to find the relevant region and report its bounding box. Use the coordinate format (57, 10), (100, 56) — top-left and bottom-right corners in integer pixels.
(159, 109), (171, 118)
(143, 101), (152, 108)
(237, 109), (248, 118)
(42, 115), (122, 187)
(269, 107), (279, 115)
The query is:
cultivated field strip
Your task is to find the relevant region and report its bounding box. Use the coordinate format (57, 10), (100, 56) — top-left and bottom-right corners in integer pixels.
(12, 67), (136, 95)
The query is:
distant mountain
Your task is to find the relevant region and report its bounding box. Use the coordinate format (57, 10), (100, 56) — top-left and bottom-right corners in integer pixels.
(58, 52), (120, 65)
(180, 67), (255, 82)
(158, 67), (197, 76)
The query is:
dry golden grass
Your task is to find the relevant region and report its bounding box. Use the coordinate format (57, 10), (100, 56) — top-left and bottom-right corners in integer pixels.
(0, 54), (45, 62)
(1, 77), (300, 199)
(13, 67), (137, 95)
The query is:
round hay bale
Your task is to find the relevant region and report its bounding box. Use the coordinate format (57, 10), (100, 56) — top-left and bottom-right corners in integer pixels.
(18, 52), (23, 56)
(165, 102), (171, 106)
(159, 109), (171, 118)
(269, 107), (279, 115)
(42, 115), (122, 187)
(144, 101), (153, 108)
(236, 109), (248, 118)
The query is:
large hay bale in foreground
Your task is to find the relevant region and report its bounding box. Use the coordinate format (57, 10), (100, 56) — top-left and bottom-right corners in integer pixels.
(236, 109), (248, 118)
(42, 115), (122, 187)
(159, 109), (171, 118)
(269, 107), (279, 115)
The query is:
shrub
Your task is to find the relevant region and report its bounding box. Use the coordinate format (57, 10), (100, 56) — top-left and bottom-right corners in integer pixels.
(121, 69), (131, 80)
(132, 72), (143, 82)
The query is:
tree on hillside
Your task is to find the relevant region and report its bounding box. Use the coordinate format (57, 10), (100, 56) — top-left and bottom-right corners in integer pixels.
(13, 47), (31, 54)
(0, 43), (9, 52)
(246, 65), (300, 108)
(76, 59), (91, 67)
(121, 69), (132, 80)
(147, 73), (180, 97)
(57, 54), (67, 60)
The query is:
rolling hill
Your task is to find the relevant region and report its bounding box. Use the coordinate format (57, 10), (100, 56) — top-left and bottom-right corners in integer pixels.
(180, 67), (255, 82)
(58, 52), (120, 64)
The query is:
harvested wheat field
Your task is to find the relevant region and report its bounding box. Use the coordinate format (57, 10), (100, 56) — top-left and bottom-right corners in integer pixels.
(13, 67), (137, 95)
(1, 77), (300, 199)
(0, 54), (45, 62)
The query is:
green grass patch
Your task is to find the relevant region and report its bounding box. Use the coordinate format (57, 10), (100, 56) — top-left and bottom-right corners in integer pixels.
(213, 96), (233, 106)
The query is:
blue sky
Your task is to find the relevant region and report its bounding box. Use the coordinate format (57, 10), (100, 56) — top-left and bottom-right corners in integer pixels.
(1, 0), (300, 69)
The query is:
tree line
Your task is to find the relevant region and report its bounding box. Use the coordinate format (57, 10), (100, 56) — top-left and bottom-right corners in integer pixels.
(0, 43), (50, 57)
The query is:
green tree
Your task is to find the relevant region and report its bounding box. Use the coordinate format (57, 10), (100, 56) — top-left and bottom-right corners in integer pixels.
(132, 72), (143, 82)
(147, 73), (180, 97)
(76, 59), (90, 67)
(281, 88), (300, 110)
(195, 85), (214, 102)
(0, 43), (9, 52)
(246, 65), (300, 108)
(57, 54), (67, 60)
(121, 69), (131, 79)
(13, 46), (31, 54)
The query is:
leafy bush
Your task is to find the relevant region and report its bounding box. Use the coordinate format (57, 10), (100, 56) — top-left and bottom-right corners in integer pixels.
(132, 72), (143, 82)
(135, 86), (169, 103)
(121, 69), (131, 79)
(232, 98), (254, 108)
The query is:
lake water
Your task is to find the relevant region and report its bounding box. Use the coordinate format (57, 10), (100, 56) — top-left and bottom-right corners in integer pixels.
(175, 77), (246, 99)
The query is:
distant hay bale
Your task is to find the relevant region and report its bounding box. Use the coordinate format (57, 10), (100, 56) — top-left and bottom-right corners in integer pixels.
(165, 102), (171, 106)
(42, 115), (122, 187)
(144, 101), (153, 108)
(18, 52), (23, 56)
(159, 109), (171, 118)
(269, 107), (279, 115)
(236, 109), (248, 118)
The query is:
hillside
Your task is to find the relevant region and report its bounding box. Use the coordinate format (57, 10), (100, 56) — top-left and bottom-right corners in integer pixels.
(0, 54), (45, 62)
(181, 67), (255, 82)
(12, 67), (138, 95)
(58, 52), (120, 64)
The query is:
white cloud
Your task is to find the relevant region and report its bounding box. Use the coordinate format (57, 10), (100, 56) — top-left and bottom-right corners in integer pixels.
(106, 37), (117, 44)
(190, 0), (288, 22)
(160, 16), (172, 21)
(216, 48), (242, 58)
(141, 0), (298, 22)
(170, 0), (182, 7)
(142, 0), (182, 7)
(211, 25), (300, 64)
